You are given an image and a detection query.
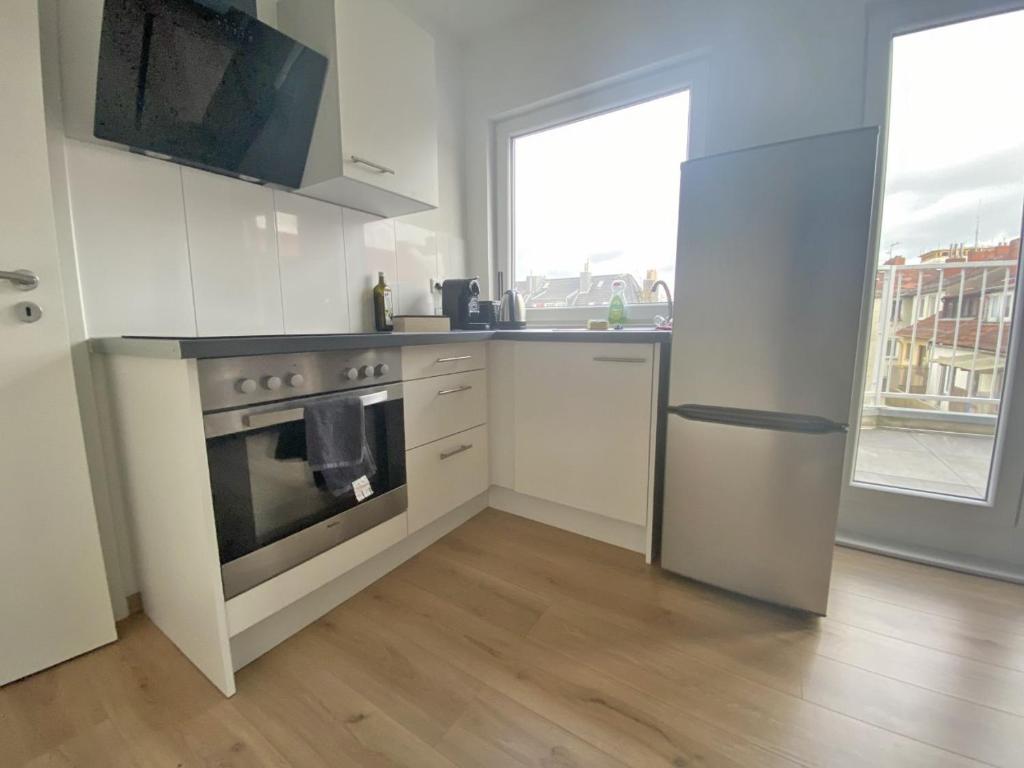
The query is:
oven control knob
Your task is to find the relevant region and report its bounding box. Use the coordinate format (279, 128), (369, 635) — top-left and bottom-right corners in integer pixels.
(236, 378), (258, 394)
(374, 363), (390, 377)
(263, 375), (283, 391)
(359, 365), (374, 379)
(342, 367), (359, 381)
(286, 373), (305, 388)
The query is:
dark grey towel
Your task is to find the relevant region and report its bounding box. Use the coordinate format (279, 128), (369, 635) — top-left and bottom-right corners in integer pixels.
(305, 396), (377, 497)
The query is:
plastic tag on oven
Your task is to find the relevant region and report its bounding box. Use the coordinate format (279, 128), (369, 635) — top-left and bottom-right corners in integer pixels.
(353, 475), (373, 502)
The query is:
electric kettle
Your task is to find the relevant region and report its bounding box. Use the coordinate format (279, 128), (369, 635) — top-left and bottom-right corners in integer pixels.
(496, 271), (527, 329)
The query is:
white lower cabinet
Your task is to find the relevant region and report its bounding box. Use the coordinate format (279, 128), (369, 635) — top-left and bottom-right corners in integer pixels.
(406, 425), (489, 534)
(404, 369), (487, 449)
(402, 343), (490, 535)
(402, 341), (487, 381)
(512, 342), (655, 525)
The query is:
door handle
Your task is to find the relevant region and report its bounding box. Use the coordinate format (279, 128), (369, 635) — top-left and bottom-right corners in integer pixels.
(668, 404), (848, 434)
(243, 391), (390, 429)
(438, 385), (472, 396)
(593, 356), (647, 364)
(0, 269), (39, 291)
(348, 155), (396, 175)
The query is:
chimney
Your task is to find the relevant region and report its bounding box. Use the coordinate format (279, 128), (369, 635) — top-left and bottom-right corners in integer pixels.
(642, 269), (657, 302)
(579, 258), (592, 294)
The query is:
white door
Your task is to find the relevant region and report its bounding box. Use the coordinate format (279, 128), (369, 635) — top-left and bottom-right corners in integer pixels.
(844, 6), (1024, 569)
(0, 2), (115, 686)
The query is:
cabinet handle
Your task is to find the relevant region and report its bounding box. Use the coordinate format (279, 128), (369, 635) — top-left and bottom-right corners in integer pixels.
(438, 385), (472, 396)
(593, 356), (647, 364)
(440, 444), (473, 461)
(349, 155), (396, 175)
(437, 355), (472, 363)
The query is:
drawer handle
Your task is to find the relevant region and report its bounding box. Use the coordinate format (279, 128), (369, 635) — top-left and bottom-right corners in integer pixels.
(437, 355), (472, 363)
(440, 444), (473, 461)
(349, 155), (396, 175)
(593, 356), (647, 364)
(438, 385), (472, 396)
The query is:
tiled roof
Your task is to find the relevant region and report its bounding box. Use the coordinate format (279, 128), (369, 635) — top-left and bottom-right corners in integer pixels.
(515, 273), (645, 308)
(876, 239), (1020, 297)
(895, 315), (1011, 354)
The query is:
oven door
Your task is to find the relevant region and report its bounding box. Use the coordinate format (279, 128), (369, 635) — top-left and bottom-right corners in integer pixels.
(203, 382), (406, 598)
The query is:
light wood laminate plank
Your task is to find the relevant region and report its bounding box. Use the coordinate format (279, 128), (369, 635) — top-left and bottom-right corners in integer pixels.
(3, 509), (1023, 767)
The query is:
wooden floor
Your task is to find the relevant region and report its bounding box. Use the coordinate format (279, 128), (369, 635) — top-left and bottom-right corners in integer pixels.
(4, 509), (1024, 767)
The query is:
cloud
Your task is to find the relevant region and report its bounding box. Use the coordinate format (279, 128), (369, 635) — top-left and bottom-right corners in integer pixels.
(886, 144), (1024, 202)
(880, 144), (1024, 260)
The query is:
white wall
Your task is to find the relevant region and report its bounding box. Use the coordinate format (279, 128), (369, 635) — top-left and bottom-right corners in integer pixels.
(460, 0), (1024, 578)
(462, 0), (886, 295)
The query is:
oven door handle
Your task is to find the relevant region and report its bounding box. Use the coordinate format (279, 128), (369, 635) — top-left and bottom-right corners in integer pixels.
(243, 390), (389, 430)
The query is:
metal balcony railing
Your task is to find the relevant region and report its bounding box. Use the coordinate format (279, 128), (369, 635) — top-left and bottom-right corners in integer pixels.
(863, 259), (1017, 426)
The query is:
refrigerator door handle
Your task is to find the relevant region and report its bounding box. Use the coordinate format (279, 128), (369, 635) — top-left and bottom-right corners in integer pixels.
(668, 404), (848, 435)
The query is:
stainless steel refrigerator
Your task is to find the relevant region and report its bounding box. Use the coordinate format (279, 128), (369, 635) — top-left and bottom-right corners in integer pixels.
(661, 127), (879, 615)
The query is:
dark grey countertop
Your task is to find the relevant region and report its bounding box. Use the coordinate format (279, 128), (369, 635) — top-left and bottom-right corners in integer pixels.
(90, 327), (671, 359)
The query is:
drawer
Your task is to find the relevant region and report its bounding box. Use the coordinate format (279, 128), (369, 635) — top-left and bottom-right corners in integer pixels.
(401, 342), (486, 381)
(406, 425), (489, 534)
(404, 369), (487, 449)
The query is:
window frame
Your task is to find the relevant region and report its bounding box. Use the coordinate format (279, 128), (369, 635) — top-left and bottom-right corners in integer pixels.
(493, 56), (708, 326)
(844, 0), (1024, 526)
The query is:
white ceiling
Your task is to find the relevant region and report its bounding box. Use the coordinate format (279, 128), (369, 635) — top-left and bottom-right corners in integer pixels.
(390, 0), (547, 41)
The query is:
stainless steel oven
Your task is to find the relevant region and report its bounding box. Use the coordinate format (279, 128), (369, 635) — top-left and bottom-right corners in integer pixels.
(199, 348), (405, 599)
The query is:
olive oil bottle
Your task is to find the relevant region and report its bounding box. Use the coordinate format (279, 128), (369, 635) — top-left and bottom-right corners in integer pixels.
(373, 272), (394, 331)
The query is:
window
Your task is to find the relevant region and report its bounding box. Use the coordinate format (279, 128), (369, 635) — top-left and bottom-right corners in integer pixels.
(510, 92), (689, 312)
(853, 7), (1024, 501)
(495, 59), (705, 322)
(985, 292), (1014, 321)
(918, 294), (934, 319)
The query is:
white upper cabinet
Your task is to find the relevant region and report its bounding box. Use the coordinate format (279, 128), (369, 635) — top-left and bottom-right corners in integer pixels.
(274, 191), (351, 334)
(65, 141), (196, 338)
(278, 0), (440, 217)
(182, 170), (284, 336)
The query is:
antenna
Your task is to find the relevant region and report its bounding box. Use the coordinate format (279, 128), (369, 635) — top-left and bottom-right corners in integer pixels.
(974, 201), (981, 248)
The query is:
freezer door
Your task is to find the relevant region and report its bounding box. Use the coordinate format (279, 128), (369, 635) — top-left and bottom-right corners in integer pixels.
(661, 414), (848, 613)
(662, 127), (879, 614)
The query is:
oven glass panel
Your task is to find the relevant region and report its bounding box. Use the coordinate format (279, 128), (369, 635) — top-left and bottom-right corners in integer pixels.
(206, 398), (405, 565)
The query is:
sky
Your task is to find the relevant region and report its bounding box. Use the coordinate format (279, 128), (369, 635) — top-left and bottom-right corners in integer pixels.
(880, 10), (1024, 262)
(513, 91), (689, 289)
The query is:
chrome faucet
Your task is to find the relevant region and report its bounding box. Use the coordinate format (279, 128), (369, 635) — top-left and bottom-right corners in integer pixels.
(651, 280), (673, 326)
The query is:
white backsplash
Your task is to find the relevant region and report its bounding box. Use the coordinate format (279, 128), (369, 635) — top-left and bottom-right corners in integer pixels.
(64, 139), (467, 338)
(342, 208), (399, 333)
(395, 221), (438, 316)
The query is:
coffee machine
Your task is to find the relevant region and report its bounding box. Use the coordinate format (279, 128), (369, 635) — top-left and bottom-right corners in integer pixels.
(441, 278), (493, 330)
